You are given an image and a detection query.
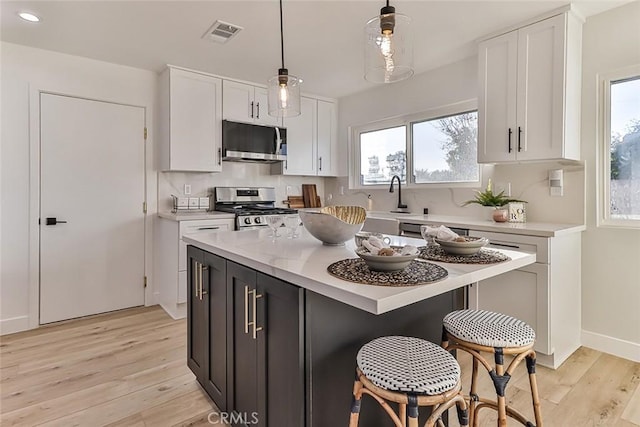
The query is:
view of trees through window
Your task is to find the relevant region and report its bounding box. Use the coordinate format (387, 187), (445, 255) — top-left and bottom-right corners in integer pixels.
(413, 111), (478, 183)
(358, 111), (479, 186)
(609, 77), (640, 220)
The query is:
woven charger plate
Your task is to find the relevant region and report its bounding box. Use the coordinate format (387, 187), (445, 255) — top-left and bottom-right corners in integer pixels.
(418, 246), (510, 264)
(326, 258), (448, 287)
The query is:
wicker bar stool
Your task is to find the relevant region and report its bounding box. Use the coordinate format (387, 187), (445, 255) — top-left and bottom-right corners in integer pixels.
(349, 336), (469, 427)
(441, 309), (543, 427)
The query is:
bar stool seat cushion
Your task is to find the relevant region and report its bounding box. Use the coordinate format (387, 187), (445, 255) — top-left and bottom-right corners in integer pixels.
(356, 336), (460, 395)
(443, 309), (536, 348)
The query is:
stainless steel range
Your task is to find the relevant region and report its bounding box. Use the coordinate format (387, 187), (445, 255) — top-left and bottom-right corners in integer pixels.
(213, 187), (297, 230)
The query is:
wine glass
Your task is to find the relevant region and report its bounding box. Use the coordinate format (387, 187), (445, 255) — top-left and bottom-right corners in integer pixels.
(283, 215), (300, 239)
(266, 215), (284, 241)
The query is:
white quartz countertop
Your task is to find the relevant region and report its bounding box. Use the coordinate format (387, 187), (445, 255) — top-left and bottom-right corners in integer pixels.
(158, 211), (236, 221)
(183, 229), (536, 315)
(366, 212), (585, 237)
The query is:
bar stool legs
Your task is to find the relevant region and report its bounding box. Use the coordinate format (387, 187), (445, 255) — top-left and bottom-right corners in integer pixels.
(442, 310), (543, 427)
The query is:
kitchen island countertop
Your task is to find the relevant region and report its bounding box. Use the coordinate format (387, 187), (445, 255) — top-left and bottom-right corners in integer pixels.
(183, 228), (536, 314)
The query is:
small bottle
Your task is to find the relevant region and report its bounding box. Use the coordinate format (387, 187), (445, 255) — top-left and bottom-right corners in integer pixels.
(367, 194), (373, 211)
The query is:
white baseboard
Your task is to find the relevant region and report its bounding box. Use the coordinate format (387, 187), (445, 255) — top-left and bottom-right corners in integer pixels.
(0, 315), (31, 336)
(581, 330), (640, 362)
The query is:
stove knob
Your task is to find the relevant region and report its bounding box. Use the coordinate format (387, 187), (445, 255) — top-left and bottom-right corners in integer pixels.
(244, 217), (252, 225)
(255, 217), (262, 224)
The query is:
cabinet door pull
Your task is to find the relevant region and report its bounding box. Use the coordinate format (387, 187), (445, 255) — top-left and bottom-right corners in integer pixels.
(200, 266), (208, 297)
(256, 102), (260, 119)
(244, 286), (250, 334)
(244, 286), (249, 334)
(194, 261), (200, 299)
(218, 147), (222, 165)
(488, 242), (520, 249)
(250, 101), (254, 118)
(318, 156), (322, 171)
(518, 126), (522, 152)
(253, 292), (263, 339)
(508, 128), (513, 153)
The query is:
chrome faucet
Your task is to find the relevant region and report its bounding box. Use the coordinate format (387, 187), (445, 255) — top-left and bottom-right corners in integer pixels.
(389, 175), (409, 213)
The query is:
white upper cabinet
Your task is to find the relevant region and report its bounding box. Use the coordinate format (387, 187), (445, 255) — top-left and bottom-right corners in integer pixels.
(316, 100), (338, 176)
(478, 11), (582, 163)
(273, 98), (338, 177)
(159, 67), (222, 172)
(282, 96), (317, 175)
(222, 80), (280, 127)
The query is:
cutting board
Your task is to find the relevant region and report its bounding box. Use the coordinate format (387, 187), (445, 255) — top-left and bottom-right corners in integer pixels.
(302, 184), (321, 208)
(284, 196), (305, 209)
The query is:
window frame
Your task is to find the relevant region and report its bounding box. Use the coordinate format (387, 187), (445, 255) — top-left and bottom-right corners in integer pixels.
(349, 99), (481, 190)
(598, 65), (640, 229)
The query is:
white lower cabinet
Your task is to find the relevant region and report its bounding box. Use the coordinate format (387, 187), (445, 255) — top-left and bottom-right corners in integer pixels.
(156, 217), (233, 319)
(468, 230), (581, 369)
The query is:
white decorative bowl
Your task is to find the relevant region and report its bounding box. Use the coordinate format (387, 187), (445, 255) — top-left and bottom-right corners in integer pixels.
(435, 237), (488, 256)
(355, 246), (418, 271)
(299, 206), (366, 246)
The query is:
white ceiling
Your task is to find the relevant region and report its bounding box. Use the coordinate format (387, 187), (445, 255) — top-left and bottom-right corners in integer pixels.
(0, 0), (627, 99)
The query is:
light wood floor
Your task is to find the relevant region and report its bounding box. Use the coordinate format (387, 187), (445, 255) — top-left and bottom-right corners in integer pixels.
(1, 306), (638, 426)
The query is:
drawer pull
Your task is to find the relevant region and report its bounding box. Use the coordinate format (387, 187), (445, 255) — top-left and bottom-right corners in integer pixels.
(488, 242), (520, 249)
(197, 226), (220, 230)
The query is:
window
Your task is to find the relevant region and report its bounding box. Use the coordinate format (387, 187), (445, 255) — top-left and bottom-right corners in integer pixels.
(360, 125), (406, 185)
(601, 67), (640, 227)
(351, 100), (480, 188)
(412, 111), (479, 183)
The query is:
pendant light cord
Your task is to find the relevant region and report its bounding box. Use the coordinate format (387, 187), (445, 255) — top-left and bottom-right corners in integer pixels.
(279, 0), (285, 69)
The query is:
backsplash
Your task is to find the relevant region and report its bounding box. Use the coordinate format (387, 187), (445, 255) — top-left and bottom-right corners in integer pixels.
(157, 162), (325, 212)
(325, 161), (585, 224)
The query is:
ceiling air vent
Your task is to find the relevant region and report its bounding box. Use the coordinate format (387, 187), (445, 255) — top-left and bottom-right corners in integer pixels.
(202, 20), (243, 44)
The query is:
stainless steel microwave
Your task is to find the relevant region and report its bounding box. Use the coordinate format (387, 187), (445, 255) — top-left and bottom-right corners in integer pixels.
(222, 120), (286, 163)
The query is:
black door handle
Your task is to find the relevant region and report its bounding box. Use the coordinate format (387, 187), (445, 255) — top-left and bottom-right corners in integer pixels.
(508, 128), (513, 153)
(45, 217), (67, 226)
(518, 126), (523, 152)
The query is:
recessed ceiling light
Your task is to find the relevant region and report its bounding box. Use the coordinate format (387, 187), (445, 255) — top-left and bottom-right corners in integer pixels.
(18, 12), (40, 22)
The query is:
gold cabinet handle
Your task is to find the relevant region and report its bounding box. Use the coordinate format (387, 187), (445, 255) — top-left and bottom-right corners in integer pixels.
(201, 266), (208, 297)
(253, 292), (263, 339)
(244, 286), (250, 334)
(194, 261), (200, 299)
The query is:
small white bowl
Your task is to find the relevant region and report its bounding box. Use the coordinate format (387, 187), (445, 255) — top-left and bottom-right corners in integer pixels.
(355, 246), (418, 271)
(435, 237), (488, 256)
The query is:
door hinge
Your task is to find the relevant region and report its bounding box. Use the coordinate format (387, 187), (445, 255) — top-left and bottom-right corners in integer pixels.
(144, 127), (148, 141)
(143, 201), (147, 214)
(144, 276), (147, 288)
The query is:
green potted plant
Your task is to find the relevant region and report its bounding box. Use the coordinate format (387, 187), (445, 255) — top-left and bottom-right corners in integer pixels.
(463, 180), (526, 222)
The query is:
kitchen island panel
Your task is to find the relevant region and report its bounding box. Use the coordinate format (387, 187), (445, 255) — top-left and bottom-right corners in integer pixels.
(305, 289), (458, 427)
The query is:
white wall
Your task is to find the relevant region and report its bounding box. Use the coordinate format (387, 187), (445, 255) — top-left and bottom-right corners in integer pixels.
(327, 56), (586, 225)
(580, 2), (640, 361)
(0, 42), (158, 334)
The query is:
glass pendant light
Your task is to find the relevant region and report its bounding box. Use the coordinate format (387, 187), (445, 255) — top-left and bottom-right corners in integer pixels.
(364, 0), (414, 83)
(268, 0), (301, 117)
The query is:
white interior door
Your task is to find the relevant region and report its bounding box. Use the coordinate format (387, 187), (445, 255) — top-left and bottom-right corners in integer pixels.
(39, 93), (145, 324)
